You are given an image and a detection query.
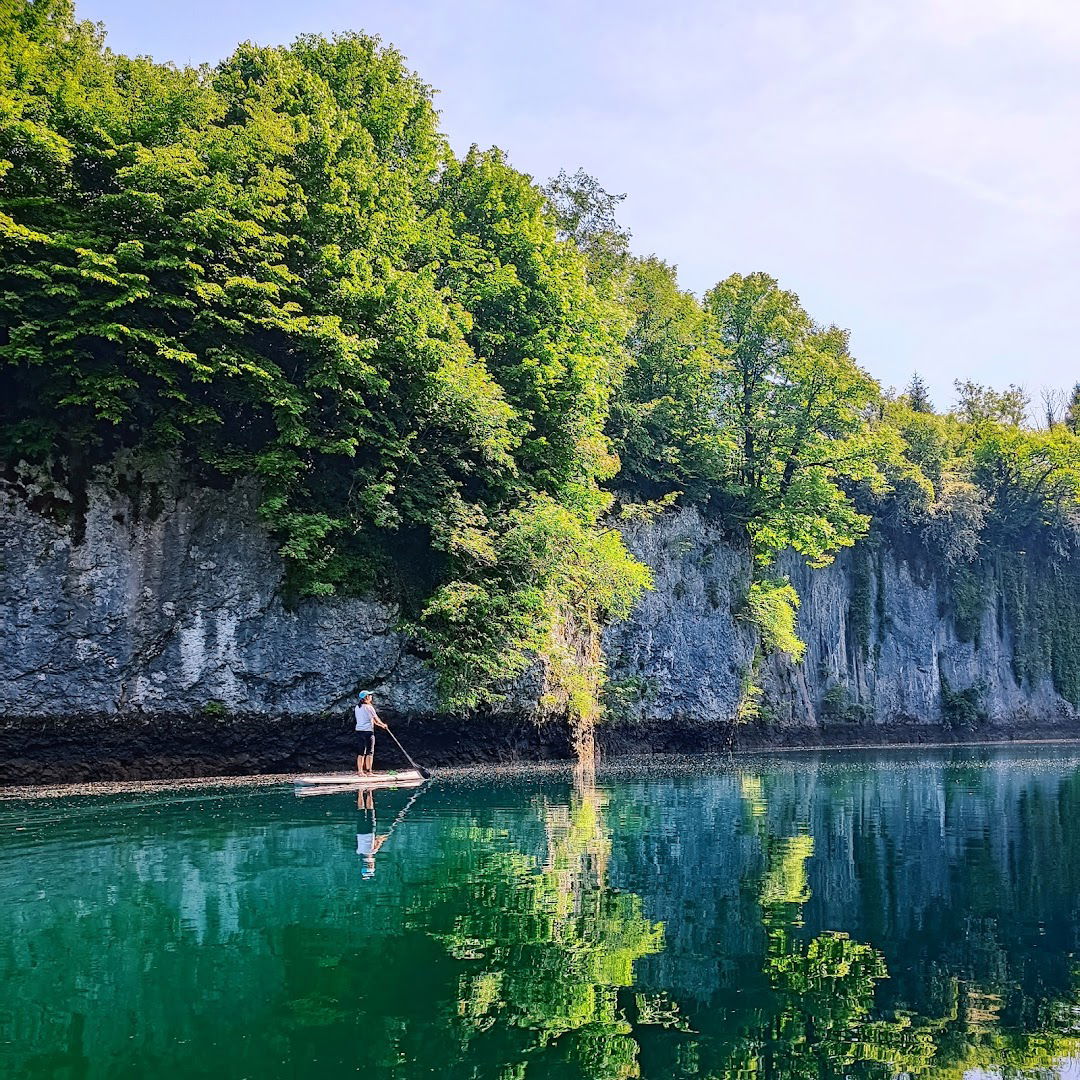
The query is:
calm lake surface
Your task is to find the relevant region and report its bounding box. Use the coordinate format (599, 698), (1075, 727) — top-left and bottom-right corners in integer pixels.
(3, 747), (1080, 1079)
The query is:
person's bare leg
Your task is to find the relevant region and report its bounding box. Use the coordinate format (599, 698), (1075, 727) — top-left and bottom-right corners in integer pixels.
(363, 751), (374, 775)
(357, 754), (364, 774)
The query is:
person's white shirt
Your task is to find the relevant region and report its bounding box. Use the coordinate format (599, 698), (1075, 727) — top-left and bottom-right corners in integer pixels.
(355, 702), (378, 731)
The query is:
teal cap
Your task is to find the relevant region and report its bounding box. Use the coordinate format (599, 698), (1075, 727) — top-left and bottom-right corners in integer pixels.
(358, 690), (374, 701)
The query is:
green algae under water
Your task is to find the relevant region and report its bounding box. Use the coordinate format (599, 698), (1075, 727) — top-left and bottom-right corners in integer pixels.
(4, 746), (1080, 1079)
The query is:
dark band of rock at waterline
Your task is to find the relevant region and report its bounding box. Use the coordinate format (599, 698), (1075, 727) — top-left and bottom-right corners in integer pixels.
(0, 712), (573, 785)
(3, 712), (1079, 785)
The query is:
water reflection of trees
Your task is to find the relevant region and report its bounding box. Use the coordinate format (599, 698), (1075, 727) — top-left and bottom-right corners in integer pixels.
(420, 771), (665, 1078)
(644, 771), (1080, 1080)
(410, 770), (1080, 1079)
(10, 767), (1080, 1078)
(674, 775), (930, 1078)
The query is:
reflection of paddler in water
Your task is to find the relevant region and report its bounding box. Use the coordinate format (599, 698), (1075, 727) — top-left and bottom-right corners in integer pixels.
(356, 788), (390, 879)
(355, 783), (427, 879)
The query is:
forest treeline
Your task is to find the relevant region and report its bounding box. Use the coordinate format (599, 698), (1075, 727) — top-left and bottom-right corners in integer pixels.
(3, 1), (1080, 719)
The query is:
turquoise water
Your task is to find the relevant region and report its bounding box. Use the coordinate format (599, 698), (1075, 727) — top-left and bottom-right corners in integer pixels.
(3, 747), (1080, 1078)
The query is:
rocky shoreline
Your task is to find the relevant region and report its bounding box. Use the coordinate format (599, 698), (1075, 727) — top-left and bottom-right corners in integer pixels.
(3, 711), (1078, 785)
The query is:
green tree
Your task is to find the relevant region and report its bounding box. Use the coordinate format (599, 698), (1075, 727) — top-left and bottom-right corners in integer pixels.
(697, 273), (897, 667)
(953, 379), (1029, 428)
(435, 148), (626, 501)
(905, 373), (934, 413)
(414, 495), (651, 719)
(1065, 382), (1080, 434)
(702, 272), (892, 568)
(745, 578), (806, 661)
(423, 147), (648, 720)
(971, 425), (1080, 542)
(543, 166), (631, 292)
(607, 257), (724, 501)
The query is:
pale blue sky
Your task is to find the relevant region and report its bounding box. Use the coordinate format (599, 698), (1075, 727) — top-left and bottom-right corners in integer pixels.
(78, 0), (1080, 410)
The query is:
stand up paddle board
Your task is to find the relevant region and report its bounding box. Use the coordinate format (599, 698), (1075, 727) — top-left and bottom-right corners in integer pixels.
(293, 769), (426, 789)
(294, 779), (425, 797)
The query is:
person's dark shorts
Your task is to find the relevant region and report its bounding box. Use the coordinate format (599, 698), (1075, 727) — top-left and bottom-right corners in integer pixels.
(357, 730), (375, 756)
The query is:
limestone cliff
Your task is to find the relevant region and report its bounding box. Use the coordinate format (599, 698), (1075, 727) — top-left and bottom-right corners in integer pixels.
(1, 469), (438, 720)
(1, 472), (1077, 777)
(609, 507), (1077, 733)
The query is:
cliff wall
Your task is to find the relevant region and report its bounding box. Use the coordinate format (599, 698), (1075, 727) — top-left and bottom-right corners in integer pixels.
(608, 508), (1077, 734)
(0, 470), (437, 720)
(1, 472), (1076, 780)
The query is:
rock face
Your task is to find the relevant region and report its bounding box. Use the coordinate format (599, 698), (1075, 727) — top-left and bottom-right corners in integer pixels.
(1, 471), (439, 720)
(610, 508), (1077, 733)
(772, 543), (1074, 729)
(603, 510), (755, 729)
(1, 472), (1077, 777)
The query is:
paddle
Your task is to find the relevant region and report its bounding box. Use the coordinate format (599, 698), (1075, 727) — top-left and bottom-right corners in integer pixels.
(379, 783), (428, 841)
(382, 724), (432, 780)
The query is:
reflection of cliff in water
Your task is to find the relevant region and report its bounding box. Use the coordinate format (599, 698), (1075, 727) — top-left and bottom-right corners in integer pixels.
(608, 752), (1080, 1077)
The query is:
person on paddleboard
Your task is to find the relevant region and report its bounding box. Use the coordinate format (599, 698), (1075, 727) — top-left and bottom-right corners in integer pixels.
(355, 690), (388, 775)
